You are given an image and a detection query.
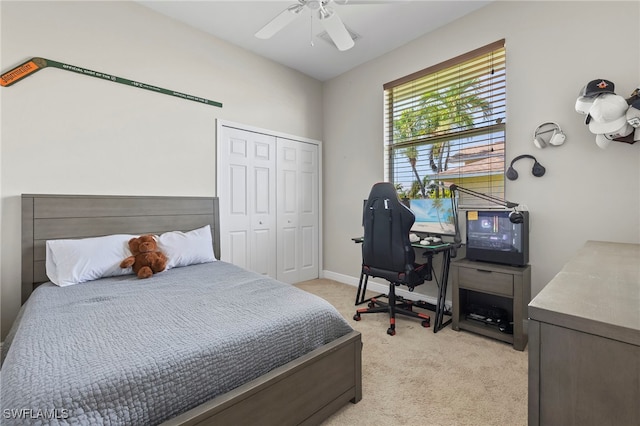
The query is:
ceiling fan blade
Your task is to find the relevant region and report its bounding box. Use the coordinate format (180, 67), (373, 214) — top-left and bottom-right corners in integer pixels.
(255, 4), (305, 39)
(319, 8), (355, 51)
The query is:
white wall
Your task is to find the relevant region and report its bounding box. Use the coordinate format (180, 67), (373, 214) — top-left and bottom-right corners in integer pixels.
(322, 1), (640, 299)
(0, 1), (323, 339)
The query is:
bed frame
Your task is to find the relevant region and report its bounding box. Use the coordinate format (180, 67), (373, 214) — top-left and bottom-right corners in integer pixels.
(21, 194), (362, 426)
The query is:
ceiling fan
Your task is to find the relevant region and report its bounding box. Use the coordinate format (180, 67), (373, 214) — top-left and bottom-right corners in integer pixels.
(255, 0), (369, 51)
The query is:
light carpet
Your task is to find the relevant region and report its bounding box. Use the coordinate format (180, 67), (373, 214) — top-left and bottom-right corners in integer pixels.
(295, 279), (528, 426)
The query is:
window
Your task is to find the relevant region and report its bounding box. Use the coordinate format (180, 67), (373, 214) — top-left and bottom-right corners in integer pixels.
(384, 40), (506, 207)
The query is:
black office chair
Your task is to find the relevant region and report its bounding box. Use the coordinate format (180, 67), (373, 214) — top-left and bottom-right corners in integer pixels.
(353, 182), (431, 336)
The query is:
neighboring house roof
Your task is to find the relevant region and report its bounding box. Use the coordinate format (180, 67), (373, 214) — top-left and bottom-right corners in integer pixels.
(438, 141), (505, 178)
(437, 156), (504, 177)
(449, 141), (504, 163)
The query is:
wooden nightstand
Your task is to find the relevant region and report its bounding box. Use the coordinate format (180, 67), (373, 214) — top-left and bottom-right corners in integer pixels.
(451, 258), (531, 351)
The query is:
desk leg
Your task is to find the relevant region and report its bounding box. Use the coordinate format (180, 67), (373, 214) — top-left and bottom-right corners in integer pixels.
(433, 249), (452, 333)
(355, 270), (386, 306)
(355, 270), (369, 305)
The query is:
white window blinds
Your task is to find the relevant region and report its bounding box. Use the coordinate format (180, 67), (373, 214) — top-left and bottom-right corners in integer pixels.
(384, 40), (506, 207)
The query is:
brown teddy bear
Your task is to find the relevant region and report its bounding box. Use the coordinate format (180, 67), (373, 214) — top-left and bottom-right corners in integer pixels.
(120, 235), (168, 279)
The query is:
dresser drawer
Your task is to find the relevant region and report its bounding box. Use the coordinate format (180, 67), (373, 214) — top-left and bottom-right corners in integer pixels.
(458, 266), (513, 297)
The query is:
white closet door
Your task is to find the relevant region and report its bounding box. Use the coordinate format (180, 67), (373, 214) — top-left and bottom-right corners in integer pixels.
(218, 126), (277, 277)
(276, 138), (319, 283)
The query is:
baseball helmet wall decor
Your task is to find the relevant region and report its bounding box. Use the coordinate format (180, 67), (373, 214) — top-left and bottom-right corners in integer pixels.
(575, 79), (640, 148)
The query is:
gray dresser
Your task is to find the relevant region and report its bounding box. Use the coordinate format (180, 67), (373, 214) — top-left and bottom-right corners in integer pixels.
(528, 240), (640, 425)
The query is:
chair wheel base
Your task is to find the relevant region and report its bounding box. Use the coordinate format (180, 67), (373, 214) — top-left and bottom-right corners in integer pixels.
(387, 327), (396, 336)
(353, 313), (361, 321)
(422, 319), (431, 328)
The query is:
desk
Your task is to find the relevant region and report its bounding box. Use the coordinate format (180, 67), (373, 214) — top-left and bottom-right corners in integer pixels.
(528, 241), (640, 425)
(352, 237), (456, 333)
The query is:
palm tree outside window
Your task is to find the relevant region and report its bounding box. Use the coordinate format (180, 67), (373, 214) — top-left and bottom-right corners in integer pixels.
(384, 40), (506, 209)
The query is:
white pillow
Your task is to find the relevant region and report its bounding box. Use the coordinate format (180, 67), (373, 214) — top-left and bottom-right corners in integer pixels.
(46, 234), (136, 287)
(157, 225), (216, 270)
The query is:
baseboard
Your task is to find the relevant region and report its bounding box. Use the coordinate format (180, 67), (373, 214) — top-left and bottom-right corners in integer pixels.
(322, 270), (443, 307)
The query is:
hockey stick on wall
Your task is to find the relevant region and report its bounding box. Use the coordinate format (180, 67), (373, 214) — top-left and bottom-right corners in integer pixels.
(1, 57), (223, 108)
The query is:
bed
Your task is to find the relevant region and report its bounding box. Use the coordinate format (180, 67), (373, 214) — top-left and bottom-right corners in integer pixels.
(1, 194), (362, 425)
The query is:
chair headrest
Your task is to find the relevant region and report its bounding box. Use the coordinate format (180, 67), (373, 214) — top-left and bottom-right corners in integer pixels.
(368, 182), (400, 201)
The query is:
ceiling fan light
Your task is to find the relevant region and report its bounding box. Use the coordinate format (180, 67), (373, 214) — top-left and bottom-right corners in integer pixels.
(317, 6), (333, 20)
(306, 0), (324, 11)
(255, 4), (305, 39)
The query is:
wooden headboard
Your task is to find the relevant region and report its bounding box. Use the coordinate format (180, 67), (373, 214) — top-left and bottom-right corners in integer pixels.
(21, 194), (220, 303)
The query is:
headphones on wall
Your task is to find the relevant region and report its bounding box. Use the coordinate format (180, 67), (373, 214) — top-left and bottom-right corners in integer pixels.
(506, 154), (546, 181)
(533, 122), (566, 148)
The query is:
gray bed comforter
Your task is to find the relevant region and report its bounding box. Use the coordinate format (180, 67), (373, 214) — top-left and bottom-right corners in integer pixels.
(0, 261), (353, 425)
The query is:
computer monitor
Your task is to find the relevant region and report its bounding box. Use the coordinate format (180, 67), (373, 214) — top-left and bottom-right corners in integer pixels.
(408, 198), (457, 236)
(465, 209), (529, 266)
